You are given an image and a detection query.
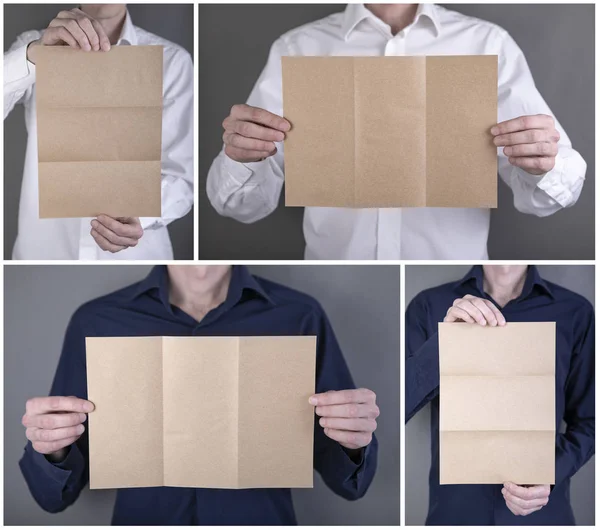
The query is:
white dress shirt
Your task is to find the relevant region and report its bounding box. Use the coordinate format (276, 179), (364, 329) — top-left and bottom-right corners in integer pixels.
(4, 11), (194, 260)
(207, 3), (586, 260)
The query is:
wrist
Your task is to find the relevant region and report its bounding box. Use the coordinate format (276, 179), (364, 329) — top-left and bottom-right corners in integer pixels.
(45, 446), (68, 464)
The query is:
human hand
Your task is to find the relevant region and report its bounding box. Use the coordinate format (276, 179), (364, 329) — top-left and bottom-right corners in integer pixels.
(444, 294), (506, 326)
(22, 396), (94, 460)
(310, 388), (379, 450)
(222, 104), (291, 163)
(502, 482), (551, 516)
(491, 114), (560, 175)
(91, 215), (143, 254)
(27, 7), (111, 63)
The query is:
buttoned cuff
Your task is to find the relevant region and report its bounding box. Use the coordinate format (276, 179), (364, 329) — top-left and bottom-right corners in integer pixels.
(513, 155), (573, 208)
(219, 154), (270, 195)
(24, 441), (85, 486)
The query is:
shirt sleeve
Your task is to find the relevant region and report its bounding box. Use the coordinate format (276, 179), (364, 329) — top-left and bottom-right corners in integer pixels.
(139, 47), (194, 231)
(554, 301), (595, 487)
(205, 37), (287, 224)
(4, 30), (41, 119)
(302, 305), (378, 501)
(405, 295), (440, 422)
(18, 308), (90, 513)
(496, 28), (586, 217)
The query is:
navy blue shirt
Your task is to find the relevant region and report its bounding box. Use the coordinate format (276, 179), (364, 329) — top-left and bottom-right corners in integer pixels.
(406, 266), (594, 526)
(20, 266), (378, 525)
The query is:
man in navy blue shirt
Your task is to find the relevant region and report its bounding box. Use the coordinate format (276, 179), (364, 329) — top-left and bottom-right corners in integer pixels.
(406, 265), (594, 525)
(19, 265), (379, 524)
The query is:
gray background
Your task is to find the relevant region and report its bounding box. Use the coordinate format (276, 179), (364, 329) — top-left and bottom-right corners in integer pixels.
(404, 265), (595, 526)
(199, 4), (594, 260)
(4, 264), (400, 525)
(4, 4), (194, 260)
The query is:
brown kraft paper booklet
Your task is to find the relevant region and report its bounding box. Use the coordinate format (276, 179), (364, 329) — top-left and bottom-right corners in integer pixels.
(86, 336), (316, 489)
(282, 55), (498, 208)
(36, 46), (163, 218)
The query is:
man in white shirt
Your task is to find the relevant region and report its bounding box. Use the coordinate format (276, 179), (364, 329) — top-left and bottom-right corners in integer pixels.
(4, 5), (193, 260)
(207, 4), (586, 260)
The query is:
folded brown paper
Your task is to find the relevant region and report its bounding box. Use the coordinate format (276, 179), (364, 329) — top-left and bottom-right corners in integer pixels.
(36, 46), (163, 218)
(282, 56), (498, 208)
(438, 322), (556, 485)
(86, 336), (316, 489)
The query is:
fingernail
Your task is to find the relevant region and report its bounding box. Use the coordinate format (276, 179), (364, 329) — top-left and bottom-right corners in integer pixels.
(281, 120), (291, 132)
(83, 401), (94, 412)
(479, 319), (486, 325)
(91, 220), (97, 228)
(77, 424), (85, 434)
(504, 146), (512, 155)
(275, 131), (285, 142)
(490, 126), (499, 135)
(493, 137), (501, 145)
(308, 397), (318, 405)
(491, 320), (497, 326)
(79, 413), (87, 422)
(319, 418), (326, 427)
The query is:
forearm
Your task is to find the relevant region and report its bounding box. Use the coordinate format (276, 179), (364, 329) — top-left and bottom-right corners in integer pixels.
(206, 148), (283, 223)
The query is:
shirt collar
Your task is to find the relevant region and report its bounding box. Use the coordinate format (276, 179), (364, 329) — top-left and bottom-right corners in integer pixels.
(129, 265), (275, 312)
(454, 265), (554, 301)
(342, 3), (441, 42)
(116, 10), (137, 46)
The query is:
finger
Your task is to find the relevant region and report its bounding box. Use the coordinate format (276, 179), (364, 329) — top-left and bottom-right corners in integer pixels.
(444, 306), (476, 324)
(323, 428), (372, 449)
(74, 15), (100, 51)
(502, 488), (546, 511)
(26, 396), (94, 415)
(466, 297), (499, 326)
(454, 300), (487, 326)
(49, 18), (91, 51)
(91, 219), (139, 247)
(309, 388), (376, 406)
(315, 403), (380, 419)
(224, 145), (274, 162)
(504, 482), (550, 501)
(482, 299), (506, 325)
(225, 132), (276, 153)
(27, 424), (85, 443)
(319, 417), (376, 432)
(23, 411), (87, 429)
(32, 436), (79, 455)
(89, 18), (111, 51)
(91, 229), (127, 253)
(230, 104), (291, 132)
(95, 215), (143, 240)
(70, 8), (110, 51)
(503, 142), (558, 158)
(45, 26), (80, 49)
(493, 129), (549, 147)
(230, 120), (285, 142)
(491, 115), (554, 136)
(508, 156), (555, 174)
(505, 499), (527, 516)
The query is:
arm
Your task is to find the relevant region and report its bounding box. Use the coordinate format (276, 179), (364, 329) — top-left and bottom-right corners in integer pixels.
(304, 306), (378, 501)
(406, 293), (506, 422)
(19, 310), (91, 513)
(405, 296), (440, 422)
(206, 38), (288, 223)
(495, 28), (586, 216)
(555, 302), (595, 485)
(4, 31), (41, 118)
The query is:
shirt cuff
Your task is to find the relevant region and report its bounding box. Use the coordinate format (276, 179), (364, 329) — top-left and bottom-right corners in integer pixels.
(512, 156), (573, 207)
(24, 441), (85, 486)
